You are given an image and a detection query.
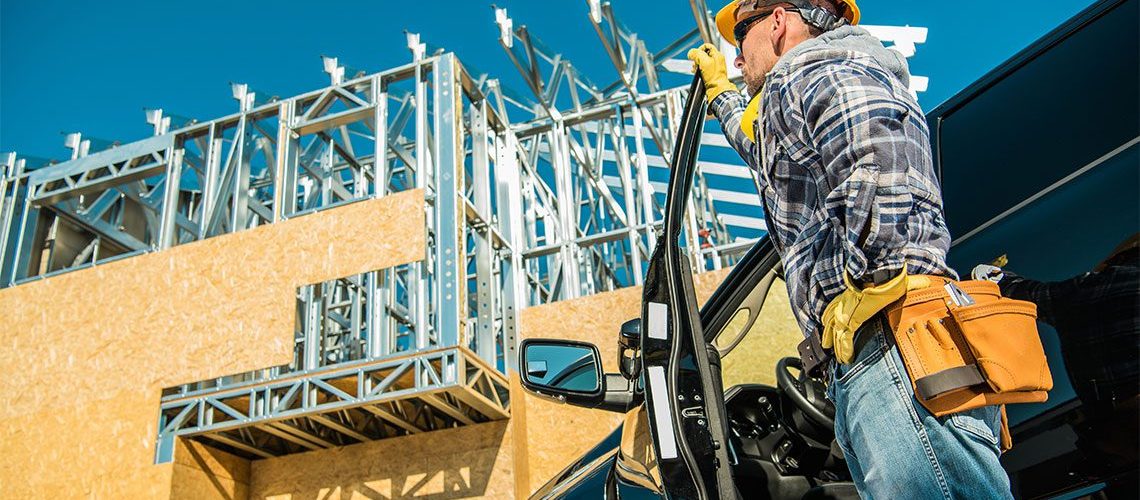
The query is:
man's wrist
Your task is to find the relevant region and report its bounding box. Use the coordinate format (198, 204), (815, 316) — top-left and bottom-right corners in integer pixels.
(851, 261), (906, 289)
(706, 89), (742, 122)
(710, 88), (740, 102)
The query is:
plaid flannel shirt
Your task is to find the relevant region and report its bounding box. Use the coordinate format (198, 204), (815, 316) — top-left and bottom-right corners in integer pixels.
(710, 29), (956, 340)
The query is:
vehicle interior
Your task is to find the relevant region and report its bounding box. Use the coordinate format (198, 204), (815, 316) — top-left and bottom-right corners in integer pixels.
(699, 238), (858, 500)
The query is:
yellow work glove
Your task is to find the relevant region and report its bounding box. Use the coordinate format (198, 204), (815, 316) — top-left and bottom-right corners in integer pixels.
(821, 269), (932, 363)
(686, 43), (736, 103)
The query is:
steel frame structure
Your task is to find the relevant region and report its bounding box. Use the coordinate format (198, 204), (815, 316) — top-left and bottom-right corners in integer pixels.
(493, 2), (752, 303)
(0, 0), (928, 461)
(152, 53), (528, 461)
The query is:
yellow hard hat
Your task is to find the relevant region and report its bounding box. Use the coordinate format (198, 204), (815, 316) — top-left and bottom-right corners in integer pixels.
(714, 0), (861, 44)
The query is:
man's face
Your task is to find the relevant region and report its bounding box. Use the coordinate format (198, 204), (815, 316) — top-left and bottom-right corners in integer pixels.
(733, 8), (784, 96)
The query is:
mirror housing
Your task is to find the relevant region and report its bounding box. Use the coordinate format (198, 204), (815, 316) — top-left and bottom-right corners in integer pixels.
(521, 339), (602, 395)
(619, 318), (640, 349)
(520, 338), (636, 413)
(618, 318), (642, 380)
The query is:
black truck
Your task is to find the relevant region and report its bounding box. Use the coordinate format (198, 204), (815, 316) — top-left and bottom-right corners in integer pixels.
(519, 0), (1138, 497)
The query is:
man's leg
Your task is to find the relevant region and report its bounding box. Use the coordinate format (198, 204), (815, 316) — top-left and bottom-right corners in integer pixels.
(828, 318), (1013, 499)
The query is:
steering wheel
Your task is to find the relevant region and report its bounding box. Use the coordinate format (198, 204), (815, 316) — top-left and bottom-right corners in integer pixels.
(776, 357), (835, 429)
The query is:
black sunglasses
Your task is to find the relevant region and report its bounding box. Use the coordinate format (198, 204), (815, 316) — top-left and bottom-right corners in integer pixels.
(732, 6), (800, 45)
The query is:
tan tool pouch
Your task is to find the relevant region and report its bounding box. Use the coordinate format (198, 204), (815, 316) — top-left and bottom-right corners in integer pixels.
(885, 277), (1052, 451)
(950, 297), (1053, 394)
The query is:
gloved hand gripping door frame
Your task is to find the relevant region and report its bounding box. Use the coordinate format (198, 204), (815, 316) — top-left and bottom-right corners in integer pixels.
(639, 75), (739, 500)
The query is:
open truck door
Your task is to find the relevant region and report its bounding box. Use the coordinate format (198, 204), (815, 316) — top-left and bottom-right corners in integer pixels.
(520, 75), (786, 499)
(637, 76), (740, 500)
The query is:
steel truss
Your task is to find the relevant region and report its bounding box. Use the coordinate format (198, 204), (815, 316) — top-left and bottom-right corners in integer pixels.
(156, 347), (509, 460)
(492, 3), (752, 304)
(0, 0), (941, 462)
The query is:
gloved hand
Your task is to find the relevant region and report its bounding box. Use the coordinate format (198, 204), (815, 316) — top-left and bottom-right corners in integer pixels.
(971, 264), (1005, 283)
(821, 268), (931, 363)
(686, 43), (736, 103)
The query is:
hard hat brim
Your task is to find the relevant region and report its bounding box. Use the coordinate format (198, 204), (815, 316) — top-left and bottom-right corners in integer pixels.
(843, 0), (861, 25)
(714, 1), (741, 44)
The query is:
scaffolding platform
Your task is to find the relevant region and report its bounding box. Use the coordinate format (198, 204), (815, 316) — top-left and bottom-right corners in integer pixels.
(156, 346), (509, 461)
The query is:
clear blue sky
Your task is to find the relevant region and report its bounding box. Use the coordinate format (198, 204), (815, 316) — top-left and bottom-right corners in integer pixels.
(1, 0), (1097, 161)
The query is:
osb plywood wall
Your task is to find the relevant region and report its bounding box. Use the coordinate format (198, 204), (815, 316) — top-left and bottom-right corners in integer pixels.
(0, 183), (805, 500)
(517, 268), (735, 495)
(0, 190), (425, 499)
(170, 440), (251, 499)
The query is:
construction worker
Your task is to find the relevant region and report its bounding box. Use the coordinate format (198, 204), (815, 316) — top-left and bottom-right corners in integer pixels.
(689, 1), (1014, 497)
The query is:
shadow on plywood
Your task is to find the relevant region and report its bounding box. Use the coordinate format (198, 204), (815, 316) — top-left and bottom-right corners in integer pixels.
(250, 421), (514, 499)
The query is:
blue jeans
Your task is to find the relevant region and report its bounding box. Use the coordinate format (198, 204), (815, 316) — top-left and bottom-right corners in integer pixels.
(826, 317), (1014, 499)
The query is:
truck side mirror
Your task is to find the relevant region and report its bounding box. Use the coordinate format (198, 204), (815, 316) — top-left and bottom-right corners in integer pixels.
(520, 338), (635, 413)
(521, 339), (602, 396)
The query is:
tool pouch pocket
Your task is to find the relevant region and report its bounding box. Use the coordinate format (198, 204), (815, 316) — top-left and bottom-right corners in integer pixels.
(898, 310), (974, 382)
(950, 298), (1053, 394)
(887, 278), (1051, 421)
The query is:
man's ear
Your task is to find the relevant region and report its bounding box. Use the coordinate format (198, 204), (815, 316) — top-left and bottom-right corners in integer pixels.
(769, 7), (788, 48)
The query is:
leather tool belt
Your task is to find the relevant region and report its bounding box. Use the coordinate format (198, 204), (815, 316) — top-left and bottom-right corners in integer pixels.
(885, 275), (1054, 451)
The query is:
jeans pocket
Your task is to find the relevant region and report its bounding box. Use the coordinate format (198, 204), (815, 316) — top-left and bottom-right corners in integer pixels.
(948, 405), (1002, 447)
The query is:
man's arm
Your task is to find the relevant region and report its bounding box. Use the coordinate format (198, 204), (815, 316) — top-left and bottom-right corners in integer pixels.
(709, 91), (760, 170)
(794, 57), (927, 281)
(997, 273), (1055, 324)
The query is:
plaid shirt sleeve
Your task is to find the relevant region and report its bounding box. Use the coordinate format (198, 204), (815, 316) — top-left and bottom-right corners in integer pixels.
(792, 59), (923, 280)
(709, 90), (760, 171)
